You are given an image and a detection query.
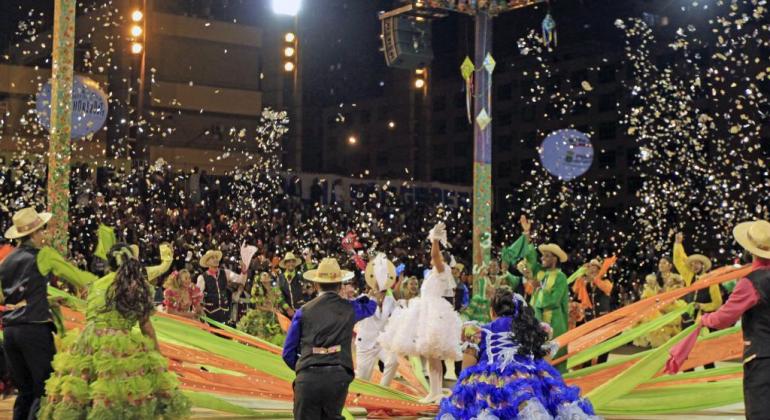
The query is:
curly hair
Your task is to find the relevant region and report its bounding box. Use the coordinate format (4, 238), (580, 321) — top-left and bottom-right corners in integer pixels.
(491, 286), (548, 359)
(104, 244), (154, 323)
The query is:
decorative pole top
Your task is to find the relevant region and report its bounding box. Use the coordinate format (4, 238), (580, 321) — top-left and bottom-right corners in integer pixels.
(417, 0), (544, 16)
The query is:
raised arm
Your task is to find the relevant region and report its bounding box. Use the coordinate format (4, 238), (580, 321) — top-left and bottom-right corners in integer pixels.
(37, 246), (98, 290)
(673, 233), (694, 286)
(146, 243), (173, 281)
(431, 239), (445, 273)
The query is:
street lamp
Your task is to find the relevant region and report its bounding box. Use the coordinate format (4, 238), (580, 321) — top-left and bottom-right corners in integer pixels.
(272, 0), (301, 16)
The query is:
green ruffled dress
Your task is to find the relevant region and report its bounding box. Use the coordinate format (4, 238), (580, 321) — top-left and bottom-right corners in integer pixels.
(236, 283), (287, 347)
(39, 272), (191, 419)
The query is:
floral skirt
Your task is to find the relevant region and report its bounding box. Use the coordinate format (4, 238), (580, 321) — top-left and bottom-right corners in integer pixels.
(438, 358), (598, 420)
(39, 323), (190, 420)
(236, 309), (286, 347)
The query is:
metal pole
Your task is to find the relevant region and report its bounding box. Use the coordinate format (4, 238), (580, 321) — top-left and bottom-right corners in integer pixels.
(47, 0), (76, 254)
(472, 11), (493, 279)
(293, 14), (303, 170)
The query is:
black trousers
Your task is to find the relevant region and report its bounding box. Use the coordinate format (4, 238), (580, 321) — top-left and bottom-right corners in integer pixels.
(3, 323), (56, 420)
(293, 365), (353, 420)
(744, 357), (770, 420)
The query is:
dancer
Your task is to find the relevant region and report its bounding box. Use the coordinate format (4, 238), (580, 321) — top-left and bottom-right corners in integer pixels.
(282, 258), (376, 419)
(518, 216), (569, 340)
(162, 269), (203, 319)
(637, 256), (686, 348)
(237, 272), (287, 346)
(379, 222), (462, 404)
(277, 251), (313, 314)
(196, 249), (247, 323)
(667, 220), (770, 419)
(437, 287), (598, 419)
(572, 259), (613, 325)
(39, 243), (190, 419)
(355, 254), (399, 387)
(674, 233), (722, 319)
(0, 207), (97, 420)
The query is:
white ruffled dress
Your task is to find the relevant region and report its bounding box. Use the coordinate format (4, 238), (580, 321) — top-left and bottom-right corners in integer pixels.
(379, 267), (462, 361)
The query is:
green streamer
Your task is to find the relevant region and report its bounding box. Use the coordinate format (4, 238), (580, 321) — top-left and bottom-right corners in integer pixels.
(567, 305), (690, 368)
(183, 391), (293, 418)
(587, 323), (699, 409)
(599, 380), (743, 415)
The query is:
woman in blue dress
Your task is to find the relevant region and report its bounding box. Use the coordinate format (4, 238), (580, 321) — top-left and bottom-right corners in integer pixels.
(438, 287), (599, 420)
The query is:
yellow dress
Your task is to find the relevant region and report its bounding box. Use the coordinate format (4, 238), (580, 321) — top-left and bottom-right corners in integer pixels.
(632, 273), (686, 348)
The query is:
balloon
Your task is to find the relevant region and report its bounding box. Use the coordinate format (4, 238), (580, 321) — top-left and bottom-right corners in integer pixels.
(36, 75), (109, 139)
(538, 129), (594, 181)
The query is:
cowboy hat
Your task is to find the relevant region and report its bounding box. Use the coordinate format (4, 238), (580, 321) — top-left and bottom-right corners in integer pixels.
(734, 220), (770, 259)
(587, 258), (602, 269)
(538, 244), (568, 263)
(365, 254), (396, 291)
(685, 254), (712, 272)
(452, 262), (465, 273)
(199, 250), (223, 268)
(4, 207), (52, 239)
(279, 251), (301, 269)
(303, 258), (353, 284)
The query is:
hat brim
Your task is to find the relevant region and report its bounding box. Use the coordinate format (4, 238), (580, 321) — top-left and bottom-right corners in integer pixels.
(303, 269), (354, 283)
(734, 222), (770, 259)
(365, 260), (397, 291)
(685, 254), (712, 272)
(538, 244), (568, 263)
(199, 251), (223, 268)
(4, 212), (52, 239)
(279, 258), (301, 269)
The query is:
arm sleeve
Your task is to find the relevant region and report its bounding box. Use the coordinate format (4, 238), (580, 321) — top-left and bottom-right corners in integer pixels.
(196, 275), (206, 294)
(145, 244), (173, 281)
(701, 278), (759, 329)
(540, 273), (567, 310)
(37, 246), (98, 289)
(226, 269), (246, 284)
(673, 243), (694, 287)
(594, 278), (614, 296)
(282, 308), (303, 370)
(93, 224), (116, 261)
(698, 284), (723, 313)
(352, 296), (377, 321)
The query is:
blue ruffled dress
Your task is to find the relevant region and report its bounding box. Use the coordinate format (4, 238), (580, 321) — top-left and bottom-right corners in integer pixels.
(437, 317), (599, 420)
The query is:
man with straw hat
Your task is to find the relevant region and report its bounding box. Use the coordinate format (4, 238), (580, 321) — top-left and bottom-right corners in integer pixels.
(277, 250), (315, 316)
(196, 249), (246, 323)
(0, 207), (96, 420)
(672, 220), (770, 418)
(674, 232), (721, 371)
(282, 257), (376, 419)
(354, 254), (399, 387)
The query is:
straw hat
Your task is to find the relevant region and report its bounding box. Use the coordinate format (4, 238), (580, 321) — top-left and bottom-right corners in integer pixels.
(199, 250), (223, 268)
(303, 258), (353, 283)
(365, 254), (396, 291)
(733, 220), (770, 259)
(4, 207), (52, 239)
(538, 244), (568, 263)
(685, 254), (712, 272)
(587, 258), (602, 269)
(279, 251), (301, 269)
(452, 262), (465, 273)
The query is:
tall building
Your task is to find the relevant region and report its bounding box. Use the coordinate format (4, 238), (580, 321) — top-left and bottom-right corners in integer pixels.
(0, 0), (294, 173)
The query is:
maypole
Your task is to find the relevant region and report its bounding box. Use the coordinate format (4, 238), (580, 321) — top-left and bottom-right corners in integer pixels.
(47, 0), (76, 253)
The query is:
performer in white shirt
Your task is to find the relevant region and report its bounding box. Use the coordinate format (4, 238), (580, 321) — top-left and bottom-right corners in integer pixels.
(196, 250), (247, 323)
(354, 254), (399, 387)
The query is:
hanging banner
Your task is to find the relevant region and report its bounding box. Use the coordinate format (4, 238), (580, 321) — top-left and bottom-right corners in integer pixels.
(538, 129), (594, 181)
(36, 75), (109, 139)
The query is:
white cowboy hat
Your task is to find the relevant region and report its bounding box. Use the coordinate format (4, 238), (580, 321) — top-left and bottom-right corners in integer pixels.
(279, 251), (301, 269)
(685, 254), (712, 272)
(734, 220), (770, 259)
(199, 250), (223, 268)
(365, 254), (396, 291)
(4, 207), (52, 239)
(538, 244), (568, 263)
(303, 258), (354, 284)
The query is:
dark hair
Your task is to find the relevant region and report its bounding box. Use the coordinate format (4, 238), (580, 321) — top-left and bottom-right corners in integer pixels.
(653, 256), (673, 288)
(104, 244), (154, 323)
(319, 282), (341, 292)
(492, 287), (548, 359)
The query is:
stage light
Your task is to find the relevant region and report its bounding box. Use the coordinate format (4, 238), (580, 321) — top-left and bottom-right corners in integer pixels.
(284, 61), (295, 72)
(131, 42), (143, 54)
(414, 78), (426, 89)
(272, 0), (301, 16)
(285, 32), (296, 43)
(131, 10), (143, 22)
(388, 121), (396, 129)
(284, 47), (295, 57)
(130, 25), (143, 37)
(348, 136), (358, 145)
